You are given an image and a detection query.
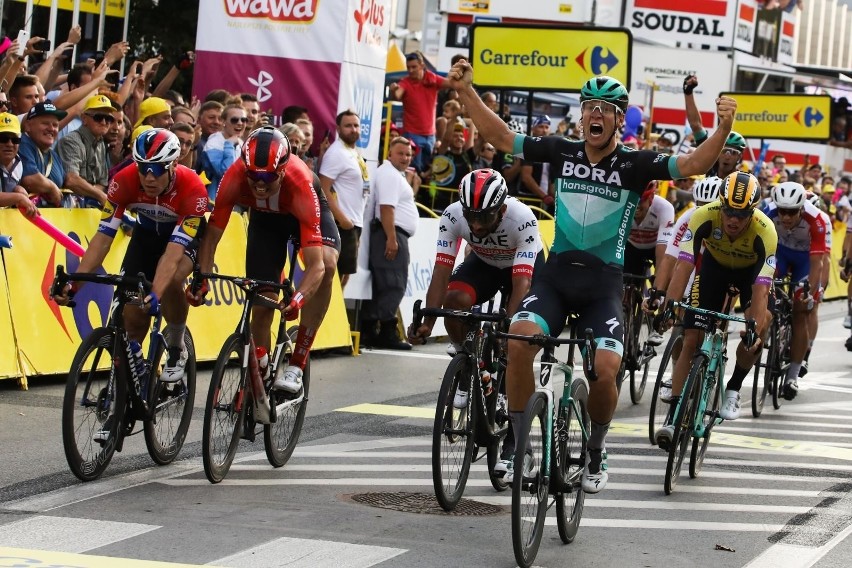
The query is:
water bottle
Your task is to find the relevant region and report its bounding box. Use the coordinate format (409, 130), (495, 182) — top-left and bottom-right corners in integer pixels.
(127, 340), (146, 379)
(255, 346), (269, 380)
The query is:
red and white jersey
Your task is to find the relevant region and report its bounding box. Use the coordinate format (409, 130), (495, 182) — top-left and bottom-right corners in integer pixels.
(98, 164), (208, 248)
(436, 197), (542, 277)
(821, 210), (833, 250)
(764, 200), (828, 255)
(665, 207), (696, 258)
(628, 195), (674, 250)
(210, 155), (323, 248)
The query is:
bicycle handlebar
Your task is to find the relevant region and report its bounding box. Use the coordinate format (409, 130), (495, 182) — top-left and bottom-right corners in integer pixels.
(496, 328), (598, 382)
(671, 301), (758, 349)
(622, 272), (652, 283)
(52, 265), (152, 308)
(199, 272), (293, 310)
(412, 299), (507, 326)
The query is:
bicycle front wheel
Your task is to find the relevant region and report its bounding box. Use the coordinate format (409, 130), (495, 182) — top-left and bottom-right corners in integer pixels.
(62, 327), (127, 482)
(772, 323), (790, 410)
(664, 354), (704, 495)
(145, 330), (197, 465)
(751, 324), (774, 417)
(202, 333), (247, 484)
(630, 311), (652, 404)
(555, 377), (589, 544)
(265, 327), (310, 468)
(648, 328), (682, 445)
(432, 354), (476, 511)
(511, 391), (548, 568)
(690, 366), (721, 478)
(485, 363), (509, 493)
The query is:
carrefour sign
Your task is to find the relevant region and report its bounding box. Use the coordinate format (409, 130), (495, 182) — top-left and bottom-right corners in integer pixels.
(721, 93), (832, 140)
(469, 24), (631, 91)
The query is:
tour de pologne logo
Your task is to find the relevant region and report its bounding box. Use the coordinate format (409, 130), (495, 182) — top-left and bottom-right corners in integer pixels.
(248, 70), (274, 103)
(354, 0), (385, 43)
(224, 0), (318, 22)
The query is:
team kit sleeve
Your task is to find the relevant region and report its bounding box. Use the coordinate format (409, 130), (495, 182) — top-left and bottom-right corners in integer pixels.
(677, 208), (712, 265)
(802, 201), (828, 254)
(170, 171), (209, 247)
(665, 214), (691, 258)
(435, 205), (462, 267)
(97, 171), (130, 237)
(656, 198), (676, 245)
(755, 222), (779, 286)
(208, 162), (241, 231)
(511, 210), (540, 278)
(288, 166), (324, 248)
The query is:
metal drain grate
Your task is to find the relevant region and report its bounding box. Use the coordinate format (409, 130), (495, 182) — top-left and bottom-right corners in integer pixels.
(347, 492), (505, 516)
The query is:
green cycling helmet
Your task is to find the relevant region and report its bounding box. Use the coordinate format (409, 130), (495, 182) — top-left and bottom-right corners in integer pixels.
(725, 131), (747, 151)
(580, 76), (629, 112)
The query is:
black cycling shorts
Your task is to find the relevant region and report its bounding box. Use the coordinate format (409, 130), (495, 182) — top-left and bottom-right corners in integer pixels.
(684, 253), (757, 331)
(121, 222), (202, 284)
(623, 242), (655, 276)
(337, 225), (361, 275)
(511, 253), (625, 355)
(448, 253), (544, 306)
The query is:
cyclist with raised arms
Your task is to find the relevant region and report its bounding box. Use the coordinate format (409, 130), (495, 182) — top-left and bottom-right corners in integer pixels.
(53, 128), (208, 382)
(761, 182), (827, 399)
(656, 172), (777, 445)
(189, 126), (332, 395)
(407, 167), (544, 476)
(447, 59), (738, 493)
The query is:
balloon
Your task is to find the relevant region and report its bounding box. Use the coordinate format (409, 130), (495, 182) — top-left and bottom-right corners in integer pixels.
(625, 106), (643, 131)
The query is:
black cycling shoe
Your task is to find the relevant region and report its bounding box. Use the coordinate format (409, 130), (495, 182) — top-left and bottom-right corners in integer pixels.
(846, 336), (852, 352)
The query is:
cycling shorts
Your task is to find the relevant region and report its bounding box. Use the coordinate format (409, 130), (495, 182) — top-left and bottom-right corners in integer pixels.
(685, 253), (757, 331)
(448, 252), (544, 306)
(511, 253), (625, 355)
(774, 244), (809, 283)
(623, 242), (655, 277)
(121, 222), (202, 287)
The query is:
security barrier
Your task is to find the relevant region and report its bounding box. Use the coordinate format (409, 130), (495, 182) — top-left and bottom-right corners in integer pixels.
(0, 209), (352, 387)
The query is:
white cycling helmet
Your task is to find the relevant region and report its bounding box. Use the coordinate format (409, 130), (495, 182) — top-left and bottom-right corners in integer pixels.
(458, 168), (508, 213)
(693, 176), (722, 205)
(771, 181), (806, 209)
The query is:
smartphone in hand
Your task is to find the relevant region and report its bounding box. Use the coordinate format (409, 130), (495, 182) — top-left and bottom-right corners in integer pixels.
(15, 30), (28, 56)
(33, 39), (50, 52)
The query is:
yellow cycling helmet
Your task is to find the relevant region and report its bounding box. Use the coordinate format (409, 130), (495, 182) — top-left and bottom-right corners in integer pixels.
(720, 171), (760, 216)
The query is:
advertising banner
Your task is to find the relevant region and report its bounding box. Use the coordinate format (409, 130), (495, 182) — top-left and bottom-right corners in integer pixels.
(469, 24), (631, 91)
(733, 0), (757, 53)
(0, 257), (19, 380)
(11, 0), (125, 18)
(630, 44), (731, 146)
(625, 0), (738, 50)
(0, 210), (351, 382)
(777, 9), (796, 65)
(440, 0), (589, 23)
(722, 93), (832, 140)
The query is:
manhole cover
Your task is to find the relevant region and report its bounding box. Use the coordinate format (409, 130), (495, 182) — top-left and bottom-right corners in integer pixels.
(346, 492), (505, 516)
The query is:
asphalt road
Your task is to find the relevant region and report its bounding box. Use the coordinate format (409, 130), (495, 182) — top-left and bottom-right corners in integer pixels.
(2, 302), (852, 568)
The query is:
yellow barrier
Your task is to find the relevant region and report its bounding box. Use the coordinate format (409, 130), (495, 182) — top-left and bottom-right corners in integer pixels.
(0, 209), (352, 385)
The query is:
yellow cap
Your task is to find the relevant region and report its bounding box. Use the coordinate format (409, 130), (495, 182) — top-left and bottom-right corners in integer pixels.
(83, 94), (118, 113)
(0, 112), (21, 135)
(134, 97), (171, 128)
(131, 124), (153, 142)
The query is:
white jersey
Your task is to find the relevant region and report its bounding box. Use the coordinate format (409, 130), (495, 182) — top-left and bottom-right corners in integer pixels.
(665, 207), (696, 258)
(629, 195), (675, 250)
(821, 210), (833, 249)
(436, 197), (543, 277)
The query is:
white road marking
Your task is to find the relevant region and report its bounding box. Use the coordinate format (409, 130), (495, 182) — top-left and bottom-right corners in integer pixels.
(742, 519), (852, 568)
(207, 536), (406, 568)
(471, 496), (815, 514)
(574, 519), (784, 531)
(0, 515), (159, 553)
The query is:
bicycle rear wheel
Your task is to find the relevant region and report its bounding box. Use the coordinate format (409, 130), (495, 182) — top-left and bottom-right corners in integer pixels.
(485, 363), (509, 492)
(615, 305), (633, 397)
(145, 330), (197, 465)
(62, 328), (127, 482)
(752, 323), (775, 417)
(511, 391), (548, 568)
(664, 354), (704, 495)
(772, 323), (791, 410)
(690, 367), (720, 478)
(432, 354), (476, 511)
(265, 327), (310, 468)
(630, 311), (652, 404)
(555, 377), (589, 544)
(202, 333), (247, 483)
(648, 328), (682, 445)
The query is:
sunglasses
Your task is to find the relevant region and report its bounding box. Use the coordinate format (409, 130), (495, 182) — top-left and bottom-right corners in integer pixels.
(580, 99), (622, 116)
(246, 169), (279, 184)
(229, 117), (249, 124)
(721, 148), (742, 157)
(463, 209), (499, 225)
(137, 161), (169, 177)
(721, 206), (753, 219)
(0, 100), (8, 109)
(777, 207), (800, 217)
(0, 134), (20, 144)
(87, 113), (116, 124)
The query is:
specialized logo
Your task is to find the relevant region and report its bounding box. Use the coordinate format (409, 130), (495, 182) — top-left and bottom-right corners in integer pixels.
(793, 107), (824, 128)
(521, 295), (538, 309)
(606, 317), (619, 334)
(248, 70), (273, 103)
(575, 46), (619, 75)
(224, 0), (318, 22)
(354, 0), (385, 44)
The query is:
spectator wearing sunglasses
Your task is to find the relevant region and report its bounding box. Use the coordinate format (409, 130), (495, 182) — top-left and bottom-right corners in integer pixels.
(200, 104), (246, 201)
(56, 94), (118, 207)
(18, 102), (66, 207)
(0, 112), (37, 217)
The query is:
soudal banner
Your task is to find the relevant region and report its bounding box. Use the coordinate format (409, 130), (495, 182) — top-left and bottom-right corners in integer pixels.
(733, 0), (757, 53)
(625, 0), (738, 50)
(777, 9), (796, 65)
